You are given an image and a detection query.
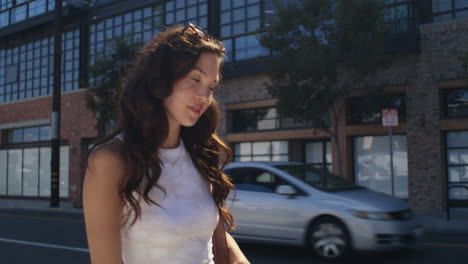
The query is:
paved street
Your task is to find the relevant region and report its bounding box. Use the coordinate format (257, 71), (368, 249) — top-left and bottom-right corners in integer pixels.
(240, 234), (468, 264)
(0, 209), (88, 264)
(1, 208), (468, 264)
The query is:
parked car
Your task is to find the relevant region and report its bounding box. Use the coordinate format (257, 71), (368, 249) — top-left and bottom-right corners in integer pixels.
(224, 162), (423, 262)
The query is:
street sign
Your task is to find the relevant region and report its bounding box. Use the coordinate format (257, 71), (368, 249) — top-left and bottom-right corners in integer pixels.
(382, 109), (398, 127)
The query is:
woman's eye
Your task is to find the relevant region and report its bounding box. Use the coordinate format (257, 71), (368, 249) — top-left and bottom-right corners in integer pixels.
(191, 78), (200, 83)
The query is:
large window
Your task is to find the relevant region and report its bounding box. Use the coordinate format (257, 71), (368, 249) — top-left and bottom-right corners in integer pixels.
(446, 131), (468, 201)
(0, 0), (58, 29)
(89, 1), (209, 86)
(219, 0), (269, 61)
(348, 94), (406, 125)
(305, 141), (332, 171)
(443, 88), (468, 118)
(0, 124), (66, 197)
(384, 0), (417, 33)
(234, 140), (288, 161)
(354, 135), (408, 198)
(62, 29), (80, 92)
(432, 0), (468, 22)
(231, 107), (277, 132)
(6, 125), (50, 144)
(0, 30), (80, 103)
(165, 0), (208, 29)
(230, 107), (307, 133)
(0, 146), (69, 197)
(89, 4), (162, 66)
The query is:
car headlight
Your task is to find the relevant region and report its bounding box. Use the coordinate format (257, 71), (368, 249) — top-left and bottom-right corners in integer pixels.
(350, 210), (394, 221)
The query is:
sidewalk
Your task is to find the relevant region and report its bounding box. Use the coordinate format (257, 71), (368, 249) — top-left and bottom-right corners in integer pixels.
(0, 198), (82, 214)
(415, 208), (468, 234)
(0, 198), (467, 233)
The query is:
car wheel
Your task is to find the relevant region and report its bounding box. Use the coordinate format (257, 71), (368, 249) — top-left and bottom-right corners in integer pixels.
(308, 216), (351, 262)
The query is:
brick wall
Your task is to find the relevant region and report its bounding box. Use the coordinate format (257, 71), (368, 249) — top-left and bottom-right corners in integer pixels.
(0, 90), (97, 206)
(406, 18), (468, 211)
(216, 73), (272, 138)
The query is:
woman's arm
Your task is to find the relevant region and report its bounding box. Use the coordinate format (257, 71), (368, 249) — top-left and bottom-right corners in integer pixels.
(83, 147), (125, 264)
(225, 232), (250, 264)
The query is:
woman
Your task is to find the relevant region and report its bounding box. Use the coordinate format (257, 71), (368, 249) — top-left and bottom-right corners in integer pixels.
(83, 24), (249, 264)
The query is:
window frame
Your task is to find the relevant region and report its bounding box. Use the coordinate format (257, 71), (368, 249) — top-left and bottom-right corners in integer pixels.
(442, 87), (468, 119)
(347, 94), (407, 126)
(233, 140), (289, 162)
(432, 0), (468, 22)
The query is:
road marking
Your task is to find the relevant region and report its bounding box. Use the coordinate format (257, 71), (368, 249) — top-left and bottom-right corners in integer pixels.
(0, 237), (89, 252)
(0, 214), (83, 223)
(418, 242), (468, 249)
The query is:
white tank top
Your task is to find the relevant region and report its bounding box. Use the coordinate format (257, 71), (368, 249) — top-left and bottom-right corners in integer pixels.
(116, 135), (219, 264)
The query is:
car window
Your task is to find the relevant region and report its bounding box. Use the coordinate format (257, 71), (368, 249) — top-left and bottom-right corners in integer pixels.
(274, 164), (363, 192)
(225, 168), (289, 193)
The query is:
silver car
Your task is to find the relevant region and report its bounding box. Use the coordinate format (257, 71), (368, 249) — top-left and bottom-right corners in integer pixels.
(224, 162), (423, 261)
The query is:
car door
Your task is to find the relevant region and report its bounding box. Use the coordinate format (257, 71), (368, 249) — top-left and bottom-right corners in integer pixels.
(226, 167), (306, 241)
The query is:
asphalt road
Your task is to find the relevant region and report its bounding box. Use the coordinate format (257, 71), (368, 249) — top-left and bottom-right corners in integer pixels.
(0, 209), (467, 264)
(0, 209), (88, 264)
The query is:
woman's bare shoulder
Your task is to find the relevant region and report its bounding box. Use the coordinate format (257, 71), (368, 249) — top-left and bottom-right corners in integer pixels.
(86, 137), (126, 183)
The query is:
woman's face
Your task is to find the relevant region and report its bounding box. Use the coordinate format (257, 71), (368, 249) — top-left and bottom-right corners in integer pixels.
(163, 52), (221, 129)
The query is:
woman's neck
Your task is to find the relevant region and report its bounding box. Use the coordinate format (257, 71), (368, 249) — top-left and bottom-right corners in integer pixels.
(161, 123), (181, 149)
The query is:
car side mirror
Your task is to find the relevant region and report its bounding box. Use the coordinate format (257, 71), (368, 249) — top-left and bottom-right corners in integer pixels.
(275, 185), (297, 196)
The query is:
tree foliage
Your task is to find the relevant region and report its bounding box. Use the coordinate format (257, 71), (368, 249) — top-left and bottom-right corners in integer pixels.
(259, 0), (391, 174)
(85, 36), (139, 135)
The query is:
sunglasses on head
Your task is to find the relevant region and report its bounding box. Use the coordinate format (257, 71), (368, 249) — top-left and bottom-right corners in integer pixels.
(181, 23), (226, 53)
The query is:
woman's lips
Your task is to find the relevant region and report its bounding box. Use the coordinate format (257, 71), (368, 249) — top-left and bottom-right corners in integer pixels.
(188, 106), (202, 115)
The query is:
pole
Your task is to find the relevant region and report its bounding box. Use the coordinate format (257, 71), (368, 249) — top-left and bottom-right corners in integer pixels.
(51, 0), (63, 207)
(389, 126), (394, 197)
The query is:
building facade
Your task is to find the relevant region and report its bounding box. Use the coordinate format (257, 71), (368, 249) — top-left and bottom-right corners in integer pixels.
(0, 0), (467, 212)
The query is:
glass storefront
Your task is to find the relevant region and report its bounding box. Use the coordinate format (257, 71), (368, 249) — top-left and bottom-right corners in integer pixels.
(0, 146), (69, 198)
(354, 135), (408, 198)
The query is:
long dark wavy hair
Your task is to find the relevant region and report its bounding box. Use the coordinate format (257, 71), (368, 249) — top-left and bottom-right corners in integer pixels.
(88, 25), (235, 230)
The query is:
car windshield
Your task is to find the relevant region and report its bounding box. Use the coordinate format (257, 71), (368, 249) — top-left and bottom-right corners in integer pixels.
(273, 164), (364, 192)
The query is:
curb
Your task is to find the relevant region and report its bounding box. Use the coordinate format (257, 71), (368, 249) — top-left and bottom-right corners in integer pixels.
(415, 212), (468, 234)
(2, 206), (84, 215)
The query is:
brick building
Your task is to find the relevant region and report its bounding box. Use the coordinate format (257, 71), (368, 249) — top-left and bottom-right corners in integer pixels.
(0, 0), (467, 212)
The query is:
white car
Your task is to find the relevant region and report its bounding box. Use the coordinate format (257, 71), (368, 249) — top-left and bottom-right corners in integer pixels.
(224, 162), (423, 261)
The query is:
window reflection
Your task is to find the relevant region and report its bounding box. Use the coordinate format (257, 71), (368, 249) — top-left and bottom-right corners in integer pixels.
(0, 30), (79, 102)
(23, 148), (39, 196)
(348, 95), (406, 125)
(7, 125), (50, 144)
(219, 0), (268, 61)
(445, 88), (468, 118)
(447, 131), (468, 200)
(7, 149), (22, 196)
(354, 135), (408, 198)
(0, 150), (6, 195)
(0, 0), (57, 29)
(305, 141), (332, 171)
(234, 141), (289, 162)
(0, 146), (68, 198)
(231, 107), (307, 133)
(433, 0), (468, 20)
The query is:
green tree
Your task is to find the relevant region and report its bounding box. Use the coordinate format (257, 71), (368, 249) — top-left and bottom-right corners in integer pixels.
(260, 0), (391, 176)
(85, 36), (139, 135)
